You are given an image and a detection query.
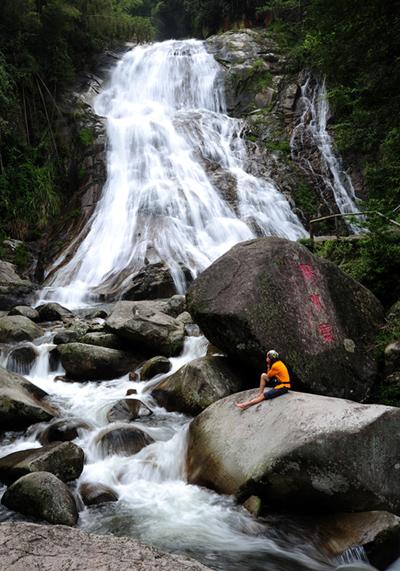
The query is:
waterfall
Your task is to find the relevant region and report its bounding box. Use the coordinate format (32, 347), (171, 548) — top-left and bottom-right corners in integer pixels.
(291, 74), (362, 232)
(40, 39), (306, 308)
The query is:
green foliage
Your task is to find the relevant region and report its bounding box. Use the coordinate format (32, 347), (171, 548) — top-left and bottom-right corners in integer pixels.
(0, 146), (60, 239)
(79, 127), (95, 147)
(292, 180), (318, 217)
(0, 0), (155, 242)
(308, 225), (400, 308)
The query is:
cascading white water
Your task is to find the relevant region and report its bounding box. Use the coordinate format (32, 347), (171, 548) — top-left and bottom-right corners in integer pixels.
(40, 39), (306, 308)
(0, 335), (330, 571)
(290, 75), (362, 232)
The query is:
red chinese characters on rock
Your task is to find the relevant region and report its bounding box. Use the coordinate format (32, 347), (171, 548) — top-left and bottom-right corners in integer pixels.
(299, 264), (314, 281)
(310, 294), (322, 311)
(319, 323), (334, 343)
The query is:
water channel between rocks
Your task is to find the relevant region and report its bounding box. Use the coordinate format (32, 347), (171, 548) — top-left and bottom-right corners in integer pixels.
(0, 327), (339, 571)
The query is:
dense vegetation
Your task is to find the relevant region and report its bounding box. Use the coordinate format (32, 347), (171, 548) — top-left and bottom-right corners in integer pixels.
(0, 0), (155, 241)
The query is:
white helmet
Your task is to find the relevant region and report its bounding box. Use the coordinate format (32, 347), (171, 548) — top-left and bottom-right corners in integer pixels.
(267, 350), (279, 360)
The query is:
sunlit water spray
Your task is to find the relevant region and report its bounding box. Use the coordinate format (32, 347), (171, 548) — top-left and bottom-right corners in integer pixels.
(40, 40), (306, 308)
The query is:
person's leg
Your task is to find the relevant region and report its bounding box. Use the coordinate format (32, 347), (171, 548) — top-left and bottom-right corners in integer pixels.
(258, 373), (269, 394)
(235, 393), (265, 410)
(263, 387), (289, 400)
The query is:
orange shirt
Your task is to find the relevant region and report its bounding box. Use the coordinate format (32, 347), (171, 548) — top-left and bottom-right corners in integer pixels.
(267, 360), (290, 388)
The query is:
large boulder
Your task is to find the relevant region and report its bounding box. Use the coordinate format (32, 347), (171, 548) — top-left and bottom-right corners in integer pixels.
(187, 238), (384, 402)
(0, 261), (35, 310)
(187, 390), (400, 514)
(0, 441), (84, 485)
(56, 343), (142, 380)
(1, 471), (78, 526)
(0, 315), (44, 343)
(96, 425), (154, 457)
(0, 366), (56, 429)
(37, 302), (73, 323)
(122, 262), (193, 301)
(0, 522), (211, 570)
(106, 301), (185, 357)
(152, 356), (243, 415)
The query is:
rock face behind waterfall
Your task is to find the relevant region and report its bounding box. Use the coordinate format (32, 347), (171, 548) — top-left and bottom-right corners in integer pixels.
(187, 391), (400, 514)
(187, 237), (384, 401)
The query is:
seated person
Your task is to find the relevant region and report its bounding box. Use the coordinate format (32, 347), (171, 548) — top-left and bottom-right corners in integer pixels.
(235, 350), (290, 410)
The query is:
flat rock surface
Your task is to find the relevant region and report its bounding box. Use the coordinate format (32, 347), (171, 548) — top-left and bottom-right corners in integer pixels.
(0, 522), (211, 571)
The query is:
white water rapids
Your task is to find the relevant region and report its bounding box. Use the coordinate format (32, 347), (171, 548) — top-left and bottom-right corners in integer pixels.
(41, 39), (306, 308)
(0, 334), (334, 571)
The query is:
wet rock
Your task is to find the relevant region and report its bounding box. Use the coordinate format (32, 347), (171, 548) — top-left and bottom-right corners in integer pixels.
(56, 342), (142, 380)
(84, 308), (109, 319)
(0, 366), (56, 430)
(0, 441), (84, 485)
(80, 332), (124, 349)
(385, 341), (400, 374)
(206, 29), (281, 116)
(176, 311), (193, 326)
(0, 260), (35, 310)
(96, 425), (154, 456)
(79, 482), (118, 506)
(165, 294), (186, 317)
(0, 315), (44, 343)
(129, 371), (139, 382)
(37, 418), (91, 445)
(122, 262), (192, 301)
(187, 391), (400, 514)
(53, 329), (83, 345)
(107, 398), (152, 423)
(187, 238), (384, 401)
(6, 345), (38, 375)
(37, 302), (73, 323)
(0, 522), (212, 570)
(152, 355), (243, 415)
(1, 471), (78, 526)
(313, 511), (400, 570)
(8, 305), (39, 321)
(106, 301), (185, 357)
(141, 356), (171, 380)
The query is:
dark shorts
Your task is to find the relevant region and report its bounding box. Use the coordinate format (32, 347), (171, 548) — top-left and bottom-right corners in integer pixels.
(263, 387), (289, 400)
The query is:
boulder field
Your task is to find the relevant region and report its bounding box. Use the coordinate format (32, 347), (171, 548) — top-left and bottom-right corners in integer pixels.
(187, 390), (400, 515)
(187, 237), (384, 402)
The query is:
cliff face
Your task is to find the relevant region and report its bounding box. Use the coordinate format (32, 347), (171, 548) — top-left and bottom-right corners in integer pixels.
(206, 29), (364, 229)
